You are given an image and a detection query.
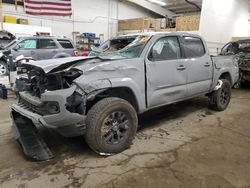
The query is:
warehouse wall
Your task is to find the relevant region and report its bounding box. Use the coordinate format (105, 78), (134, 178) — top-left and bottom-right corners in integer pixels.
(199, 0), (250, 55)
(3, 0), (158, 41)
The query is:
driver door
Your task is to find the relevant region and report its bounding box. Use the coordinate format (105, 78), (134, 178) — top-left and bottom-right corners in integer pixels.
(145, 36), (188, 108)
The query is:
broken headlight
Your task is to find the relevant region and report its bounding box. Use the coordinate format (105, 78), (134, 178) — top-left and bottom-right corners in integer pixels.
(43, 102), (60, 114)
(66, 91), (86, 115)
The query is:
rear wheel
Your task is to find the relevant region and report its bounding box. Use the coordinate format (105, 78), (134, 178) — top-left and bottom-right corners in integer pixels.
(0, 61), (8, 76)
(209, 79), (231, 111)
(85, 97), (138, 155)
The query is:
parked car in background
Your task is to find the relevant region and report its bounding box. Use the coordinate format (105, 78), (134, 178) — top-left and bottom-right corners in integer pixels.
(220, 39), (250, 85)
(0, 36), (78, 76)
(83, 34), (144, 56)
(12, 33), (239, 160)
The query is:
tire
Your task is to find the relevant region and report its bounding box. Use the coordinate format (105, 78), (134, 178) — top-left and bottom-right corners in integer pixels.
(209, 79), (231, 111)
(0, 61), (8, 76)
(85, 97), (138, 155)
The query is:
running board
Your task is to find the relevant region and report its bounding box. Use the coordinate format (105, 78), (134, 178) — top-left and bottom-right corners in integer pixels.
(11, 114), (54, 161)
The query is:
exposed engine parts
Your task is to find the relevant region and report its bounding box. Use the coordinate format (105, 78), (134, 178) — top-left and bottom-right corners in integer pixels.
(16, 67), (82, 97)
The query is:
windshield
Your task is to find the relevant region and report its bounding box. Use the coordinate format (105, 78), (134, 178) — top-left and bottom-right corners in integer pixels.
(98, 35), (151, 59)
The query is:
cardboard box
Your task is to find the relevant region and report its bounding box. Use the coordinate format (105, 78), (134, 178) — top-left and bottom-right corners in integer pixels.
(156, 28), (177, 32)
(118, 18), (160, 31)
(17, 18), (28, 25)
(155, 18), (167, 30)
(4, 16), (17, 24)
(176, 15), (200, 31)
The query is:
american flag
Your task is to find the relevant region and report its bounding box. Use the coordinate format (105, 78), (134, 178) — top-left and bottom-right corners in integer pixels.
(23, 0), (72, 16)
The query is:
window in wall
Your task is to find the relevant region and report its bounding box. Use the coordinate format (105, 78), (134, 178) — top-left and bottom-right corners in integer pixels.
(183, 37), (205, 58)
(150, 36), (181, 61)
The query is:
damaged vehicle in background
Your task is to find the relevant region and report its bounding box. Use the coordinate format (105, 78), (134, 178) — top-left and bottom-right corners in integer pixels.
(220, 39), (250, 85)
(0, 30), (16, 49)
(11, 33), (239, 160)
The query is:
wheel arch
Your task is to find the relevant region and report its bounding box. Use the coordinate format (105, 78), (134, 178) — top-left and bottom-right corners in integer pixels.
(86, 86), (140, 114)
(219, 72), (233, 86)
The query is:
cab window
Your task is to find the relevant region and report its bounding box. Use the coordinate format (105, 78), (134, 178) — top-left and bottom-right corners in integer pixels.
(183, 37), (205, 58)
(149, 36), (181, 61)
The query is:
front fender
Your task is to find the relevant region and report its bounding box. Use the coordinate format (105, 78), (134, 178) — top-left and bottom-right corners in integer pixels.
(75, 77), (146, 113)
(109, 77), (146, 113)
(74, 79), (112, 93)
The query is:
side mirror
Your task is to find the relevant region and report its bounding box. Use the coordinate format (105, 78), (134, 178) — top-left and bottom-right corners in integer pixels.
(13, 44), (20, 51)
(148, 50), (154, 61)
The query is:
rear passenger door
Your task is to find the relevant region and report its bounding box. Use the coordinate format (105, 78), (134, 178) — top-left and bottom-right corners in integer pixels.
(37, 39), (58, 60)
(182, 36), (213, 96)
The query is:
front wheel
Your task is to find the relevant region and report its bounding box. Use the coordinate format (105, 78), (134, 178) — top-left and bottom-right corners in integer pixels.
(0, 61), (8, 76)
(85, 97), (138, 155)
(209, 79), (231, 111)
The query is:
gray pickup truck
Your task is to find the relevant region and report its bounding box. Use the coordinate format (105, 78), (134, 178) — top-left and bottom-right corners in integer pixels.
(11, 33), (239, 160)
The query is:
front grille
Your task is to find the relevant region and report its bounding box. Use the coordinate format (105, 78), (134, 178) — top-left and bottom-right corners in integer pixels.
(18, 98), (44, 115)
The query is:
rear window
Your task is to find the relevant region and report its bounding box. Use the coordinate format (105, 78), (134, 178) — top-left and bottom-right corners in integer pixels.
(183, 37), (206, 58)
(57, 39), (74, 49)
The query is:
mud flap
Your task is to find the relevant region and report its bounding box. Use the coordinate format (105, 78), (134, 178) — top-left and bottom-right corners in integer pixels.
(11, 113), (54, 161)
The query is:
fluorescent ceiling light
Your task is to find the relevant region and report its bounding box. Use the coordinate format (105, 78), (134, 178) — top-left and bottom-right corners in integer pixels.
(148, 0), (166, 6)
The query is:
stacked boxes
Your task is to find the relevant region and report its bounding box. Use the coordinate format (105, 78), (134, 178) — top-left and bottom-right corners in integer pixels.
(176, 15), (200, 31)
(118, 18), (160, 31)
(4, 16), (29, 25)
(118, 15), (200, 32)
(82, 33), (96, 38)
(17, 18), (29, 25)
(4, 16), (17, 24)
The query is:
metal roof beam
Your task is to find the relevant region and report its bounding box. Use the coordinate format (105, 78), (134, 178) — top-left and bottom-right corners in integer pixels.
(126, 0), (175, 17)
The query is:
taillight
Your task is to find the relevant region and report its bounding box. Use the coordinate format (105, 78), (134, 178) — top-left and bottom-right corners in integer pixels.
(82, 51), (89, 56)
(73, 50), (79, 56)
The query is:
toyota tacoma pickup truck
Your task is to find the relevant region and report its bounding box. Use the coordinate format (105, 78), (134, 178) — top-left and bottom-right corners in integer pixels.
(11, 33), (239, 160)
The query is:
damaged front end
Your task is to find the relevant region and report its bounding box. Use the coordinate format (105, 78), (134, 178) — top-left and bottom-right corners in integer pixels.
(12, 61), (91, 161)
(238, 52), (250, 82)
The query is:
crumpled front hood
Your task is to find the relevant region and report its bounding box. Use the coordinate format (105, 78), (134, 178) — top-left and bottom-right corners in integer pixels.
(21, 56), (95, 73)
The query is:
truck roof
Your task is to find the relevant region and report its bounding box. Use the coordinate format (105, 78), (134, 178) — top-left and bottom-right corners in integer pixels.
(17, 36), (71, 40)
(116, 32), (201, 39)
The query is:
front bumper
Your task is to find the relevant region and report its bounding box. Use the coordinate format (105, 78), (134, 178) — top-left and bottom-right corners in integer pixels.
(11, 85), (87, 137)
(11, 85), (87, 161)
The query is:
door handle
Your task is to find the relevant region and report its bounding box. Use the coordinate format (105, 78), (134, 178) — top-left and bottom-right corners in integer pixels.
(177, 65), (186, 70)
(204, 62), (210, 67)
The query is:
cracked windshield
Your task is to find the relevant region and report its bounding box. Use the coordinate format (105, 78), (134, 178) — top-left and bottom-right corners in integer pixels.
(98, 35), (151, 59)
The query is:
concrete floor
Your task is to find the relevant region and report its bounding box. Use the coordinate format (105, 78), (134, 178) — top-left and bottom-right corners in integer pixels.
(0, 87), (250, 188)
